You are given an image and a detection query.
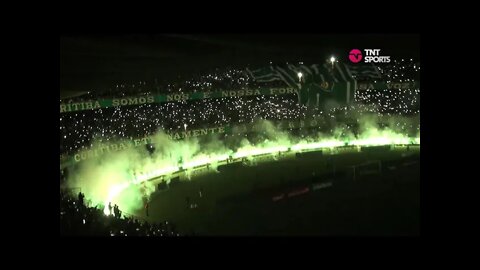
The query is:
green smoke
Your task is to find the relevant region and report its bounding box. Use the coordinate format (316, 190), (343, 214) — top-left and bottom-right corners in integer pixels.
(65, 113), (420, 216)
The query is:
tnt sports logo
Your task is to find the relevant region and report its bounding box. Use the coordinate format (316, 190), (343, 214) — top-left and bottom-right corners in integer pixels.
(349, 49), (363, 63)
(349, 49), (391, 63)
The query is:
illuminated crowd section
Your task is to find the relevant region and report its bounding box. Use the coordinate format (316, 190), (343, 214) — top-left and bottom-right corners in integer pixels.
(60, 60), (420, 217)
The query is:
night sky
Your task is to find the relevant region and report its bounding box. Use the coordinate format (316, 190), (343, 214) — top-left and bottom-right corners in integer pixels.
(60, 34), (419, 98)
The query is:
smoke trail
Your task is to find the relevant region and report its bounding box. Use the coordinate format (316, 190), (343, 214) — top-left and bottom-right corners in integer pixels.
(66, 110), (420, 216)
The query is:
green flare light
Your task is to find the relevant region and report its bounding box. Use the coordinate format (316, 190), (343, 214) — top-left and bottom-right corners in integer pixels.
(134, 166), (179, 184)
(103, 181), (131, 215)
(100, 135), (420, 215)
(66, 116), (420, 217)
(291, 140), (344, 151)
(233, 145), (289, 159)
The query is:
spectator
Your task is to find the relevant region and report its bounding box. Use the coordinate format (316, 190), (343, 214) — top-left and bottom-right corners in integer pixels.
(78, 191), (84, 206)
(108, 202), (112, 216)
(60, 190), (180, 236)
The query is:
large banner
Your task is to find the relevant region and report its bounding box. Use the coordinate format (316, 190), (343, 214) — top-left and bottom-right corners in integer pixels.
(60, 87), (299, 113)
(61, 63), (418, 113)
(246, 63), (418, 107)
(59, 116), (336, 169)
(60, 126), (231, 168)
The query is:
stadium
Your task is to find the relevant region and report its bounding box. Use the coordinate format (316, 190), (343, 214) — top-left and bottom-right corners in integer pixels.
(60, 35), (420, 236)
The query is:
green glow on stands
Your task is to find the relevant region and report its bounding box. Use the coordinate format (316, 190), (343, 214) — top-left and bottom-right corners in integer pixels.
(65, 117), (420, 217)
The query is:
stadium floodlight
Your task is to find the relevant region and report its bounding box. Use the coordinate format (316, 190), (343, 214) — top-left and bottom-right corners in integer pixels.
(297, 72), (303, 82)
(184, 123), (187, 131)
(330, 56), (336, 68)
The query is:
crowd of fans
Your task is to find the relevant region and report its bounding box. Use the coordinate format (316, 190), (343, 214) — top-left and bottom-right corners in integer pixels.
(60, 190), (181, 236)
(60, 59), (420, 236)
(60, 60), (420, 157)
(64, 59), (419, 100)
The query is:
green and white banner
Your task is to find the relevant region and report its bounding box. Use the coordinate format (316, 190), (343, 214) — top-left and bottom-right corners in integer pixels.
(60, 126), (232, 167)
(59, 117), (335, 169)
(60, 88), (299, 113)
(61, 63), (418, 113)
